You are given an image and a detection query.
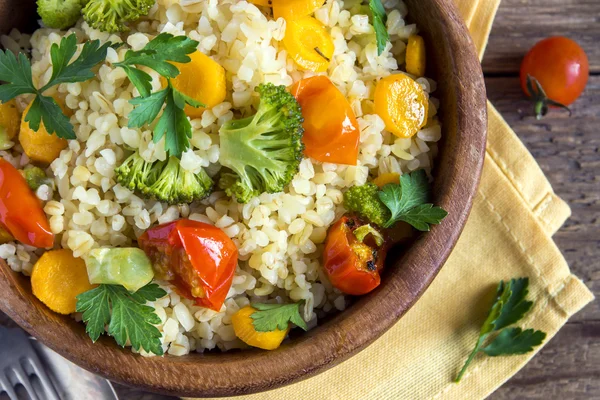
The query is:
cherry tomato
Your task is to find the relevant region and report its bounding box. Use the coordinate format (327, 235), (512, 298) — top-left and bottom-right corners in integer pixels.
(138, 219), (238, 311)
(520, 37), (589, 118)
(290, 76), (360, 165)
(323, 215), (388, 295)
(0, 158), (53, 248)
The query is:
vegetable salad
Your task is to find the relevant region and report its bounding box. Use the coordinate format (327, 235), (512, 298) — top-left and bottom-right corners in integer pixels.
(0, 0), (446, 355)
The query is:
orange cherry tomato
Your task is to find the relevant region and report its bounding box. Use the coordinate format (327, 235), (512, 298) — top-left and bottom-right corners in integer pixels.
(520, 37), (589, 118)
(323, 215), (388, 295)
(0, 158), (54, 248)
(138, 219), (238, 311)
(290, 76), (360, 165)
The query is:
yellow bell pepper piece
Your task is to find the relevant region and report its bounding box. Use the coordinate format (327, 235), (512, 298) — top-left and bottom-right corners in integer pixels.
(283, 16), (334, 73)
(273, 0), (326, 20)
(406, 35), (426, 78)
(373, 173), (400, 188)
(0, 100), (20, 149)
(19, 99), (69, 165)
(374, 73), (429, 138)
(166, 51), (226, 119)
(232, 306), (290, 350)
(31, 249), (96, 315)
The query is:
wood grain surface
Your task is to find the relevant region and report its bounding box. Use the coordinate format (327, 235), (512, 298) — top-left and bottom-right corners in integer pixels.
(1, 0), (597, 399)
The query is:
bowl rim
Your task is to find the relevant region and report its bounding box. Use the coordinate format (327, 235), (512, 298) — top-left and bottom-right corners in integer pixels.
(0, 0), (488, 396)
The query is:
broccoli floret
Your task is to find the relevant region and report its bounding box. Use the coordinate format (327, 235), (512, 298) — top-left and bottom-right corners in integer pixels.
(115, 152), (212, 205)
(343, 183), (391, 227)
(37, 0), (85, 30)
(82, 0), (154, 33)
(20, 166), (53, 191)
(218, 83), (304, 203)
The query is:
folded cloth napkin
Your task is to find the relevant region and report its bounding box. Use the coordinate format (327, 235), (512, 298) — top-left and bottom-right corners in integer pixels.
(194, 1), (594, 399)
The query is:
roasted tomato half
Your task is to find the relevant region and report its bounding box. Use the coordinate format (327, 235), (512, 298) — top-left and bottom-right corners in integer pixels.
(139, 219), (238, 311)
(323, 215), (388, 295)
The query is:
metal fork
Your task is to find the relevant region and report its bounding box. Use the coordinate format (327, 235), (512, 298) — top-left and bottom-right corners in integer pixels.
(0, 326), (60, 400)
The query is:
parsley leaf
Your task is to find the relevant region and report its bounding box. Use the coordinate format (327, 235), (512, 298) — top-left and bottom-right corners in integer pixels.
(250, 302), (308, 332)
(482, 328), (546, 356)
(0, 33), (111, 140)
(25, 95), (76, 139)
(76, 283), (167, 356)
(369, 0), (390, 56)
(494, 278), (534, 330)
(0, 51), (35, 101)
(378, 170), (447, 230)
(128, 82), (203, 158)
(114, 33), (199, 97)
(43, 35), (113, 89)
(455, 278), (546, 382)
(397, 204), (449, 232)
(128, 87), (169, 128)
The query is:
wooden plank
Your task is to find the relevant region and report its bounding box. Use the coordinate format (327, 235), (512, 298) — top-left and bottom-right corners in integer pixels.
(490, 322), (600, 399)
(482, 0), (600, 74)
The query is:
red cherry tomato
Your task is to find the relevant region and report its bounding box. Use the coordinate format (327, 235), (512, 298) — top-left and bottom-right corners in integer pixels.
(0, 158), (53, 248)
(290, 76), (360, 165)
(520, 37), (589, 118)
(323, 215), (388, 295)
(139, 219), (238, 311)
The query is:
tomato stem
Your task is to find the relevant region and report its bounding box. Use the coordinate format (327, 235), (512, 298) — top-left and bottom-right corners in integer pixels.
(526, 75), (572, 120)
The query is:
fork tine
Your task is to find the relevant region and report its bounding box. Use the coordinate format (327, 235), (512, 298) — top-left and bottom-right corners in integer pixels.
(24, 356), (61, 400)
(0, 374), (18, 400)
(10, 363), (40, 400)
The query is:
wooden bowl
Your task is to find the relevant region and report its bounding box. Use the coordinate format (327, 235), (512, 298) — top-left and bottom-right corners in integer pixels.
(0, 0), (487, 397)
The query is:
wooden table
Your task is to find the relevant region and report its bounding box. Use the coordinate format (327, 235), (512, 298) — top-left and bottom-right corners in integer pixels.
(1, 0), (598, 398)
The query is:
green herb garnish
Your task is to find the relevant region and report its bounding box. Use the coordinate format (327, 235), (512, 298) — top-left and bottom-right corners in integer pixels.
(128, 82), (203, 158)
(114, 33), (205, 158)
(76, 283), (167, 356)
(0, 34), (112, 139)
(379, 170), (448, 230)
(114, 33), (199, 97)
(455, 278), (547, 382)
(250, 302), (308, 332)
(369, 0), (390, 56)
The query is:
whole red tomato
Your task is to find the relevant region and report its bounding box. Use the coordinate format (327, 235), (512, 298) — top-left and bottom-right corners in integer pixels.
(520, 37), (589, 119)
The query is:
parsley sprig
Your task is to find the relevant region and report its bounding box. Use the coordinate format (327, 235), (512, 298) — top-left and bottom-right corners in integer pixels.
(114, 33), (199, 98)
(250, 302), (308, 332)
(76, 283), (167, 356)
(379, 170), (448, 230)
(114, 33), (204, 158)
(0, 34), (112, 139)
(455, 278), (547, 382)
(369, 0), (390, 55)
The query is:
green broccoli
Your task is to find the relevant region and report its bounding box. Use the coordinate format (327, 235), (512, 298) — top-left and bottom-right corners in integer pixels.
(82, 0), (155, 33)
(218, 83), (304, 203)
(343, 183), (391, 227)
(20, 166), (54, 191)
(115, 151), (213, 204)
(37, 0), (85, 30)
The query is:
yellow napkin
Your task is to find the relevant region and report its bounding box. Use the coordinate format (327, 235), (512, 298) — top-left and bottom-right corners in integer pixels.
(195, 1), (594, 398)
